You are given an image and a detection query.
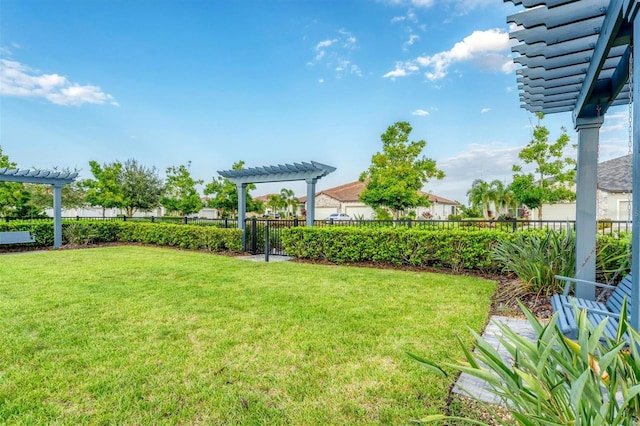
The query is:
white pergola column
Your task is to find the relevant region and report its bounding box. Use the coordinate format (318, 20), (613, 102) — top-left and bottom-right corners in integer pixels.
(574, 118), (600, 300)
(306, 178), (317, 226)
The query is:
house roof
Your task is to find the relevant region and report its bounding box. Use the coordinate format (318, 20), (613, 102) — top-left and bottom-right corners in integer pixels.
(316, 181), (459, 205)
(599, 154), (632, 193)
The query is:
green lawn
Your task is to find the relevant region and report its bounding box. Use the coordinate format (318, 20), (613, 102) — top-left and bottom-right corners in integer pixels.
(0, 246), (495, 425)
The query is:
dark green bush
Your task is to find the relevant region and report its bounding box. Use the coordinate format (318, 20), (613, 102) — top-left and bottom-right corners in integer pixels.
(282, 227), (509, 272)
(0, 220), (242, 253)
(117, 222), (242, 252)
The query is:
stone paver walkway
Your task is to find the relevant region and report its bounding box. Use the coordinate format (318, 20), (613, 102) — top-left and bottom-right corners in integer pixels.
(453, 315), (538, 405)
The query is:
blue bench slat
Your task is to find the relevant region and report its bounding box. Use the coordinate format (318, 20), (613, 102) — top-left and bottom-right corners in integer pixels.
(552, 274), (633, 341)
(0, 231), (35, 244)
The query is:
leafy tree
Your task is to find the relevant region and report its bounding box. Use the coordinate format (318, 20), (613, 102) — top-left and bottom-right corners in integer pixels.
(359, 121), (444, 219)
(466, 179), (492, 219)
(488, 179), (518, 217)
(204, 161), (261, 218)
(161, 162), (204, 216)
(0, 146), (45, 219)
(27, 167), (86, 212)
(280, 188), (299, 217)
(512, 113), (576, 219)
(266, 193), (286, 215)
(83, 161), (124, 217)
(121, 159), (164, 217)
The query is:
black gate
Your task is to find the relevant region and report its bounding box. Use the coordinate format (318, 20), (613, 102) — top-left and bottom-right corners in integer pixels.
(244, 218), (301, 256)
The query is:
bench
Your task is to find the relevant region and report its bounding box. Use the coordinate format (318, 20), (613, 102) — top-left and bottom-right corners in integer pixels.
(0, 231), (35, 245)
(551, 274), (632, 340)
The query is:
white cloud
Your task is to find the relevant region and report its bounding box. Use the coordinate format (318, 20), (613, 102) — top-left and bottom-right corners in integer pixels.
(403, 34), (420, 51)
(383, 65), (410, 79)
(412, 109), (429, 116)
(0, 58), (118, 106)
(411, 0), (434, 7)
(318, 78), (325, 84)
(311, 29), (361, 78)
(316, 39), (337, 50)
(384, 28), (513, 81)
(434, 142), (522, 203)
(481, 107), (491, 113)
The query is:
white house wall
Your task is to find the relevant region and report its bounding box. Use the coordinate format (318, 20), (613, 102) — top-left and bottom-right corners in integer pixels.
(531, 191), (633, 221)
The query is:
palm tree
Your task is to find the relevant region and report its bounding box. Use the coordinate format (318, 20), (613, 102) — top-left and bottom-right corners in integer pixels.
(489, 180), (509, 216)
(466, 179), (492, 219)
(267, 193), (285, 216)
(280, 188), (299, 218)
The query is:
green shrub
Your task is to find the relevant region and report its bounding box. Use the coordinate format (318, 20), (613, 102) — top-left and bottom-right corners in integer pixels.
(597, 232), (632, 284)
(411, 301), (640, 425)
(282, 227), (507, 272)
(116, 222), (242, 252)
(493, 229), (576, 296)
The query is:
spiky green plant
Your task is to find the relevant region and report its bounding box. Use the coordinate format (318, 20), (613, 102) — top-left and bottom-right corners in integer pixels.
(410, 300), (640, 425)
(492, 229), (576, 296)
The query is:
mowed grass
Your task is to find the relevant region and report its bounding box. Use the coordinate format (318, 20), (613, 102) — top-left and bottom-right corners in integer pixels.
(0, 246), (495, 425)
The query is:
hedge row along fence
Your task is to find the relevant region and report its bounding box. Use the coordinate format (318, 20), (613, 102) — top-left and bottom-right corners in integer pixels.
(0, 220), (242, 253)
(1, 221), (630, 276)
(281, 227), (631, 274)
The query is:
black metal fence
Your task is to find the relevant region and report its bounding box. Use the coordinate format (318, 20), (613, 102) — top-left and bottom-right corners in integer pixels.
(2, 216), (633, 257)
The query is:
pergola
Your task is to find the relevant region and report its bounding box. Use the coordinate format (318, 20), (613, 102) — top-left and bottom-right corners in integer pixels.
(0, 168), (78, 249)
(505, 0), (640, 327)
(217, 160), (336, 235)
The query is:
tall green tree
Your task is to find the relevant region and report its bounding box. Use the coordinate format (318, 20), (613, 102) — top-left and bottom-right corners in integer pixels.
(121, 159), (164, 217)
(203, 161), (261, 218)
(466, 179), (492, 219)
(83, 161), (124, 217)
(511, 113), (576, 219)
(280, 188), (299, 217)
(0, 146), (43, 219)
(27, 167), (86, 212)
(488, 179), (517, 217)
(359, 121), (444, 219)
(161, 162), (204, 216)
(266, 193), (286, 215)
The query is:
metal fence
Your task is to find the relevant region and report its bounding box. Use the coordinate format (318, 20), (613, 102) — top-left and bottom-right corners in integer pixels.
(313, 218), (632, 235)
(2, 216), (633, 257)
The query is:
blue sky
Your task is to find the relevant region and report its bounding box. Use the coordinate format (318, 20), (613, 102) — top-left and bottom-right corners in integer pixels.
(0, 0), (632, 204)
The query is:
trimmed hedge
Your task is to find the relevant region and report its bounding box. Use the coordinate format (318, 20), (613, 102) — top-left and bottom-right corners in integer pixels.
(282, 227), (631, 274)
(117, 222), (242, 252)
(282, 227), (514, 272)
(0, 220), (242, 253)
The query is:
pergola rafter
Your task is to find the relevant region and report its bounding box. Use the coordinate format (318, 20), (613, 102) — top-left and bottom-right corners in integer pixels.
(0, 168), (78, 249)
(505, 0), (640, 328)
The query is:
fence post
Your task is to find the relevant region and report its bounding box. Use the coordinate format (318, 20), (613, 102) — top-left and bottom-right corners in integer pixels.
(76, 215), (80, 221)
(512, 218), (517, 232)
(182, 216), (188, 225)
(123, 215), (127, 222)
(264, 221), (270, 262)
(407, 218), (412, 228)
(294, 217), (299, 227)
(151, 216), (155, 223)
(224, 218), (228, 228)
(251, 217), (257, 255)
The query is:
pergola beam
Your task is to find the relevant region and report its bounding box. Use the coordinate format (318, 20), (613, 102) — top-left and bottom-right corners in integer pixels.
(572, 0), (626, 122)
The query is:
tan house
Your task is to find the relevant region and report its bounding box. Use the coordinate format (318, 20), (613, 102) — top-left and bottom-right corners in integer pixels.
(301, 180), (458, 220)
(533, 155), (633, 220)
